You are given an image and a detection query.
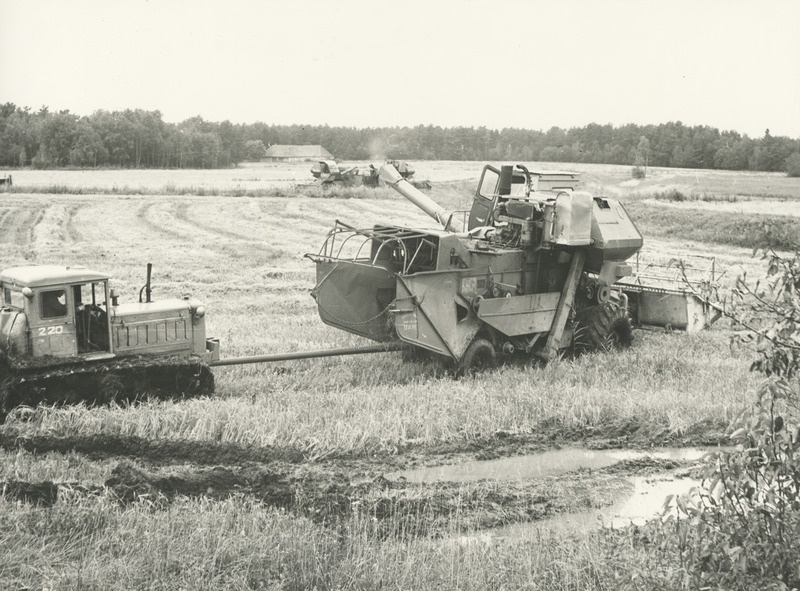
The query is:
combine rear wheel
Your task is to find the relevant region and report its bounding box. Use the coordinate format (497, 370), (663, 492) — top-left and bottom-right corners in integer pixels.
(458, 338), (497, 375)
(573, 304), (633, 353)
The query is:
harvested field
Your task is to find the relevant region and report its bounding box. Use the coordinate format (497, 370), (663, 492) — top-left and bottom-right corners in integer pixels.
(1, 161), (798, 589)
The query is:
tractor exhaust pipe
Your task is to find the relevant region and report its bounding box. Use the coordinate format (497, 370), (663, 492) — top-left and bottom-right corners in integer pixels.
(139, 263), (153, 303)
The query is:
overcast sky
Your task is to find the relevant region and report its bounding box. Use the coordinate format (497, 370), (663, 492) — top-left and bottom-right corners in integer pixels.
(1, 0), (799, 138)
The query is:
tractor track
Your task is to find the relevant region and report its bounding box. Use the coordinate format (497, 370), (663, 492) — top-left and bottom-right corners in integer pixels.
(0, 442), (703, 538)
(0, 418), (725, 527)
(0, 416), (727, 472)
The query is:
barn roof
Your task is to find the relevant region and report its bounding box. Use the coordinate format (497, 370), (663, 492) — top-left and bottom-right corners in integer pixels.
(264, 144), (333, 159)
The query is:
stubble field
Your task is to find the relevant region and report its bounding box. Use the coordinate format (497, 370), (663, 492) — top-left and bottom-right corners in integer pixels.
(1, 160), (799, 589)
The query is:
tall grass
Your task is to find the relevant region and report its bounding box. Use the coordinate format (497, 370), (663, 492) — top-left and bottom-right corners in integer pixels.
(650, 188), (744, 203)
(627, 201), (800, 250)
(5, 329), (754, 457)
(0, 491), (670, 590)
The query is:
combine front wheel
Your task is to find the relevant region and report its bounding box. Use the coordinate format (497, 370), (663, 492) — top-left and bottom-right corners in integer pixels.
(573, 304), (633, 353)
(458, 338), (497, 375)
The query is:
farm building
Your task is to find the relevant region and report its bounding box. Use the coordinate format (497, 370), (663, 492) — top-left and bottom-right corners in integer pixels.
(264, 145), (333, 162)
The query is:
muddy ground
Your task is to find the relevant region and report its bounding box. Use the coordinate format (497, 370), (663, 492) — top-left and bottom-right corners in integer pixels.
(0, 419), (724, 537)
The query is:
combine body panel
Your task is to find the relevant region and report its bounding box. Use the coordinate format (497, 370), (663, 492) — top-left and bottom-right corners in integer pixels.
(308, 162), (647, 368)
(0, 264), (219, 418)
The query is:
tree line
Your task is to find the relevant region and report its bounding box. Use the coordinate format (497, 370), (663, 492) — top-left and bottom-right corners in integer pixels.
(1, 103), (798, 173)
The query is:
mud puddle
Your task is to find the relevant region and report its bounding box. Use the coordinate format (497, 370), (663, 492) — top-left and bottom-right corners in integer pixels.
(388, 446), (710, 539)
(386, 447), (709, 483)
(499, 475), (699, 537)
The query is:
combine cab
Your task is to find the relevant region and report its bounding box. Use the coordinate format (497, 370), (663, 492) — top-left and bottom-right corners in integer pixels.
(0, 264), (220, 418)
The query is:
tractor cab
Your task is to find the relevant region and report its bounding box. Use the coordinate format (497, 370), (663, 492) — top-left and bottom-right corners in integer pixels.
(0, 266), (113, 361)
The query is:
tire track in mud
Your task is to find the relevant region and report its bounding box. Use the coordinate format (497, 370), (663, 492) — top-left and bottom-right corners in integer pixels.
(0, 418), (727, 471)
(0, 421), (725, 534)
(0, 447), (701, 537)
(0, 431), (303, 466)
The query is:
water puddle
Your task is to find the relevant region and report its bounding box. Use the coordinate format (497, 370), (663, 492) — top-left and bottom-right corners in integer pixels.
(388, 446), (713, 540)
(454, 475), (700, 546)
(387, 447), (709, 483)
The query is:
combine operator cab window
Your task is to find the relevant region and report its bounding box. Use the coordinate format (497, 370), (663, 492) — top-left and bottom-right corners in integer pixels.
(41, 289), (67, 318)
(477, 167), (528, 201)
(478, 168), (500, 200)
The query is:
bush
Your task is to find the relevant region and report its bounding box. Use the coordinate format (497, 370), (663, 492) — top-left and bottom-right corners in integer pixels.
(631, 166), (646, 179)
(652, 188), (687, 202)
(643, 244), (800, 589)
(785, 152), (800, 177)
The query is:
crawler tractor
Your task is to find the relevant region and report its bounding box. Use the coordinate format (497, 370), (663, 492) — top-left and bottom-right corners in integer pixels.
(308, 163), (643, 370)
(0, 264), (220, 417)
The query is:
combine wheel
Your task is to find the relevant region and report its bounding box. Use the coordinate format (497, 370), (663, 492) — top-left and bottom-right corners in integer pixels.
(573, 304), (633, 353)
(458, 338), (497, 375)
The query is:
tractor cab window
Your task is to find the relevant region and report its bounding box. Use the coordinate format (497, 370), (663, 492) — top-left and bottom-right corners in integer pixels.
(41, 289), (67, 318)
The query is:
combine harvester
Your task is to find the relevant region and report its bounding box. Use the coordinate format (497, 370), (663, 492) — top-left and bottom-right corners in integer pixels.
(0, 163), (720, 416)
(310, 160), (431, 189)
(308, 163), (721, 370)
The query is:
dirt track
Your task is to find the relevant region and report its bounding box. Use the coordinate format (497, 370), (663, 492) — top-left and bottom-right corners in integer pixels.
(0, 419), (723, 534)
